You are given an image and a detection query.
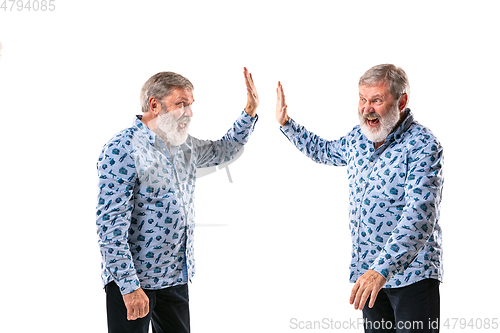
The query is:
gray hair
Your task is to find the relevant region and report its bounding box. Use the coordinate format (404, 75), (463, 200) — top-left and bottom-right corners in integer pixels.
(359, 64), (410, 103)
(140, 72), (194, 113)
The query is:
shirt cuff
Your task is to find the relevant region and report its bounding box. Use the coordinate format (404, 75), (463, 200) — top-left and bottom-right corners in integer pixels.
(279, 117), (294, 137)
(114, 275), (141, 296)
(241, 110), (259, 128)
(370, 257), (396, 282)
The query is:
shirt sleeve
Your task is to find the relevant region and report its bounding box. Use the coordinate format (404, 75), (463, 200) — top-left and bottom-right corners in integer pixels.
(280, 118), (349, 166)
(96, 135), (140, 295)
(194, 110), (258, 167)
(370, 138), (444, 281)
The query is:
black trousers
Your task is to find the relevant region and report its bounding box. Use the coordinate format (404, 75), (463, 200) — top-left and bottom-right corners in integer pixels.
(105, 282), (190, 333)
(362, 278), (440, 333)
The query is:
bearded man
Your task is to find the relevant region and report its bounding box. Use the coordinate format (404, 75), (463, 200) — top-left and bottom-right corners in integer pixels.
(276, 64), (444, 333)
(96, 68), (259, 333)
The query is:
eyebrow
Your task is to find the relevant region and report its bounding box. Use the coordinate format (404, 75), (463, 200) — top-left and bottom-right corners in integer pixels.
(359, 93), (385, 100)
(175, 97), (195, 103)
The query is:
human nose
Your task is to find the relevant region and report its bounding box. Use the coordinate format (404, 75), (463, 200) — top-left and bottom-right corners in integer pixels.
(361, 101), (373, 114)
(182, 105), (193, 117)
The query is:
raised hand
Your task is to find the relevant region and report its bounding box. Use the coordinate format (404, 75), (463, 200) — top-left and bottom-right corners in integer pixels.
(276, 81), (289, 126)
(244, 67), (259, 117)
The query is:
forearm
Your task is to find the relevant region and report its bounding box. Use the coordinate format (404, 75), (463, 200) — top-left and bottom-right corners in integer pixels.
(280, 117), (348, 166)
(96, 187), (140, 294)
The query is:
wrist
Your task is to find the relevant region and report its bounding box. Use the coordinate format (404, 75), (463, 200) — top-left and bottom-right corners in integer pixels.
(280, 115), (290, 127)
(245, 105), (257, 118)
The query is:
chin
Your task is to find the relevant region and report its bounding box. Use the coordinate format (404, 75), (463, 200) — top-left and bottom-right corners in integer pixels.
(360, 123), (388, 143)
(168, 130), (189, 146)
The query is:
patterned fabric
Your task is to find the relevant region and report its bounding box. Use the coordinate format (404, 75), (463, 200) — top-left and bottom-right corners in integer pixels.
(280, 109), (444, 288)
(96, 111), (257, 295)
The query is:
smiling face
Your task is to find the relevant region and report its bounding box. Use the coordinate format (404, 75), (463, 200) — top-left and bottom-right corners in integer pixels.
(358, 82), (403, 144)
(155, 88), (194, 146)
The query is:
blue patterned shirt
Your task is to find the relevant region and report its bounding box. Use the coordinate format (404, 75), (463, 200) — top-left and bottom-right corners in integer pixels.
(280, 109), (444, 288)
(96, 111), (257, 295)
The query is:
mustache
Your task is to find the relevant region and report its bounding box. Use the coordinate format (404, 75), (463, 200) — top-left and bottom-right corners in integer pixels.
(178, 116), (191, 125)
(362, 112), (381, 120)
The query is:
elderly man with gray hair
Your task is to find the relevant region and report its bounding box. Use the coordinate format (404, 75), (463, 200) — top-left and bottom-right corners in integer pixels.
(96, 68), (259, 333)
(276, 64), (443, 333)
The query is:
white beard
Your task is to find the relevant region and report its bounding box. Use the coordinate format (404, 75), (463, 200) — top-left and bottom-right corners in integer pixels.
(155, 111), (191, 146)
(359, 103), (401, 143)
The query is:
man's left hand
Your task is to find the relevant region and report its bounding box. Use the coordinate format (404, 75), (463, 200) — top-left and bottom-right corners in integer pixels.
(349, 270), (387, 310)
(243, 67), (259, 117)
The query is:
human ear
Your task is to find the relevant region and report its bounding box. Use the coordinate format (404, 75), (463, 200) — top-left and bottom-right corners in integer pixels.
(149, 97), (161, 116)
(398, 93), (408, 110)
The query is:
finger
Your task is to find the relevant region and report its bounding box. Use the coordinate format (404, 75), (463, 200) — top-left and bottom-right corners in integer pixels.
(368, 288), (380, 308)
(143, 299), (150, 317)
(352, 281), (366, 310)
(136, 307), (143, 320)
(127, 307), (135, 321)
(244, 69), (250, 86)
(245, 71), (257, 96)
(352, 285), (364, 309)
(136, 308), (144, 319)
(249, 73), (257, 95)
(349, 283), (360, 305)
(245, 68), (254, 86)
(357, 287), (373, 311)
(244, 68), (252, 86)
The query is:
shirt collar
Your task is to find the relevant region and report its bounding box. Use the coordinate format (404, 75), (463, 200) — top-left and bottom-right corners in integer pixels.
(133, 115), (157, 146)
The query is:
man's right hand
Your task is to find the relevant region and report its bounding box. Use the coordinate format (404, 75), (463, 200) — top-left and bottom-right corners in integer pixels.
(276, 81), (289, 126)
(122, 288), (150, 321)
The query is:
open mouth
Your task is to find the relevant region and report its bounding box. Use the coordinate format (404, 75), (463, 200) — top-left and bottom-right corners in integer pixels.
(365, 115), (380, 127)
(177, 118), (190, 130)
(177, 116), (190, 131)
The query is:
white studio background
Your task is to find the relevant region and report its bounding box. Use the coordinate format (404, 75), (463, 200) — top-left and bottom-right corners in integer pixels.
(0, 1), (498, 332)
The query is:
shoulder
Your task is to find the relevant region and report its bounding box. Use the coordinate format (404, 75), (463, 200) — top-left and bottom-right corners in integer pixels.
(405, 121), (442, 152)
(403, 121), (443, 173)
(97, 126), (140, 167)
(102, 126), (138, 149)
